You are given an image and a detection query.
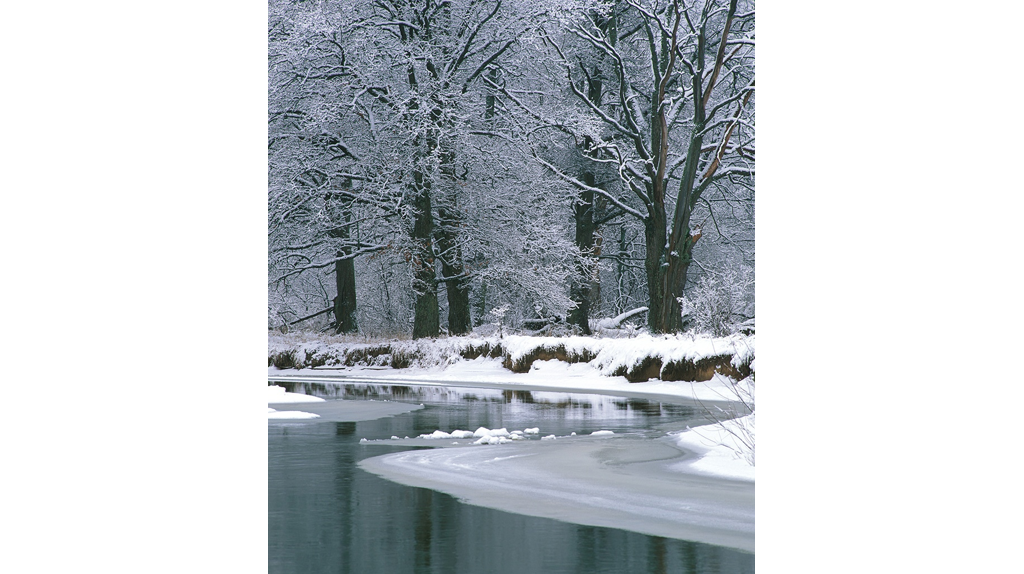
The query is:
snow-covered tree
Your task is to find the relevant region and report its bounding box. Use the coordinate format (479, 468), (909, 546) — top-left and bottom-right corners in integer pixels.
(268, 0), (588, 337)
(536, 0), (755, 333)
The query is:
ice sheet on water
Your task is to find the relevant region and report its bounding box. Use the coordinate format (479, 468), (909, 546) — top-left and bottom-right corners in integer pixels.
(268, 410), (320, 419)
(267, 385), (326, 404)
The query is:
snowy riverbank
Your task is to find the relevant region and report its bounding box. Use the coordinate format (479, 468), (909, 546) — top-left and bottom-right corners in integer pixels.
(269, 331), (756, 477)
(268, 358), (756, 481)
(269, 332), (754, 383)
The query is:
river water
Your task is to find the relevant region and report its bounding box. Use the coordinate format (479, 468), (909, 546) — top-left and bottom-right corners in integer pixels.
(269, 381), (754, 573)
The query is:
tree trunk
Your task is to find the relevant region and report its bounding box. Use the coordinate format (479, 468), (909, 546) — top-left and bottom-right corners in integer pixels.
(568, 174), (596, 334)
(333, 252), (358, 333)
(411, 183), (439, 339)
(328, 199), (358, 334)
(644, 204), (674, 333)
(649, 218), (696, 334)
(437, 203), (472, 335)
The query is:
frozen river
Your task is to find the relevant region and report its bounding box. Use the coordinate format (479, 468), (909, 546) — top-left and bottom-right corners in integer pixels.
(269, 380), (754, 573)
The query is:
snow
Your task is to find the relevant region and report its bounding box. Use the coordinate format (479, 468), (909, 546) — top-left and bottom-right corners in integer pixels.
(267, 384), (326, 420)
(473, 435), (514, 445)
(473, 427), (510, 438)
(670, 414), (755, 482)
(272, 356), (746, 405)
(417, 429), (475, 440)
(268, 332), (754, 387)
(409, 426), (554, 444)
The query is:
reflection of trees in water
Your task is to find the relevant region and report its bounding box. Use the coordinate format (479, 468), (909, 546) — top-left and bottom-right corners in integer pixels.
(270, 381), (698, 420)
(502, 390), (534, 403)
(269, 385), (752, 573)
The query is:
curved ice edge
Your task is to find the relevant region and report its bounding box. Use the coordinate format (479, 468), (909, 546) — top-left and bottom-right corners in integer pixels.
(357, 435), (754, 553)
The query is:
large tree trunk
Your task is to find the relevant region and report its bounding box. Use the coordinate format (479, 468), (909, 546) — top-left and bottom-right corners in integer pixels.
(648, 202), (697, 333)
(411, 182), (439, 339)
(333, 252), (358, 334)
(568, 173), (596, 334)
(644, 203), (681, 333)
(328, 199), (358, 334)
(436, 202), (472, 335)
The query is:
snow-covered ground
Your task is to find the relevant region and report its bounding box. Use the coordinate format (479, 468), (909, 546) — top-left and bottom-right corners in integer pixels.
(269, 355), (750, 405)
(268, 332), (754, 381)
(671, 415), (755, 481)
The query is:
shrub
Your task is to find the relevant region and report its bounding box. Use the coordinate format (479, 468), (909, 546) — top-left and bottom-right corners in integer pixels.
(679, 264), (754, 336)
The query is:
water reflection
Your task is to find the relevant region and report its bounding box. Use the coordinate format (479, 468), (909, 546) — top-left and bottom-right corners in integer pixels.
(269, 383), (753, 574)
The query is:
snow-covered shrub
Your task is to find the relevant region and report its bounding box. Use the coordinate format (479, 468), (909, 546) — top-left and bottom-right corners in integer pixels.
(680, 264), (754, 336)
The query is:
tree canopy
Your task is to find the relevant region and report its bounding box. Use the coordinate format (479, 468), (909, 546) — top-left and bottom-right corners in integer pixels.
(269, 0), (754, 337)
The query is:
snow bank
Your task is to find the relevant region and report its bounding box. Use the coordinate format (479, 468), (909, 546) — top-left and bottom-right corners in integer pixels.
(670, 414), (754, 481)
(269, 332), (754, 383)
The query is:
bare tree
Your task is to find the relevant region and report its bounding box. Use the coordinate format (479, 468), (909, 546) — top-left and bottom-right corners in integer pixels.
(539, 0), (754, 333)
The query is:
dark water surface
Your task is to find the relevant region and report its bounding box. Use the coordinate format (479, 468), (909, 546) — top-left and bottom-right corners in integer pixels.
(269, 382), (754, 574)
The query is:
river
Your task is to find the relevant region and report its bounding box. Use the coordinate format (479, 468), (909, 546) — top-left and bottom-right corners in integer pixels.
(269, 381), (754, 573)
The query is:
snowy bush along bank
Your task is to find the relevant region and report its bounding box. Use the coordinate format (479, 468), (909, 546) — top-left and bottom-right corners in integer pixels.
(269, 332), (754, 383)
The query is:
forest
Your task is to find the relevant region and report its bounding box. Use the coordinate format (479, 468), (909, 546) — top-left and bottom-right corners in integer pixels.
(268, 0), (754, 339)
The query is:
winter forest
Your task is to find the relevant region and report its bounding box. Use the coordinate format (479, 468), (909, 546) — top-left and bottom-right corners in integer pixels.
(269, 0), (754, 339)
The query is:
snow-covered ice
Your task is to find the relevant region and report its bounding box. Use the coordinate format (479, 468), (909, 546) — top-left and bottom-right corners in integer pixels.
(267, 384), (421, 422)
(473, 427), (510, 438)
(267, 384), (324, 419)
(267, 410), (320, 419)
(359, 431), (754, 552)
(418, 429), (475, 440)
(267, 385), (325, 404)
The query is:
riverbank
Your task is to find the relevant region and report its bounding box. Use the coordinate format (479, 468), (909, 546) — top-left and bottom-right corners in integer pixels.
(269, 332), (756, 549)
(269, 331), (756, 477)
(269, 332), (755, 383)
